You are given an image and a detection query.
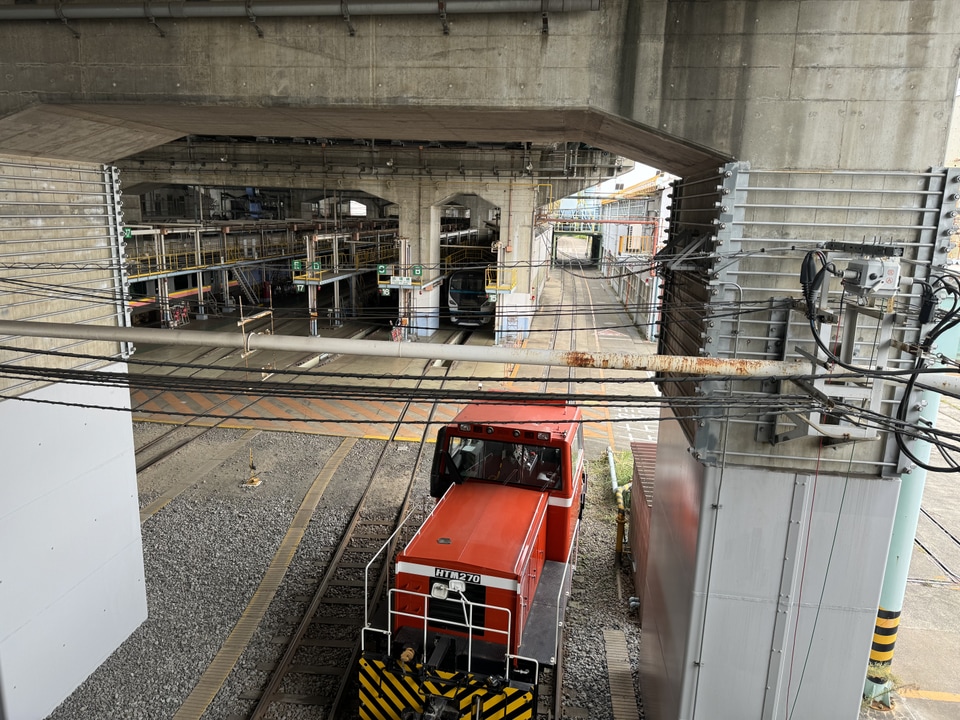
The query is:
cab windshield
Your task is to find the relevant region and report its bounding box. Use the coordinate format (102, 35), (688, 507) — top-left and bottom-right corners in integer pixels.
(446, 436), (563, 490)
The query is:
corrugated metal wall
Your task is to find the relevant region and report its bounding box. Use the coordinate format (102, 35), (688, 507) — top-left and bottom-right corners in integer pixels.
(641, 163), (958, 720)
(656, 163), (958, 477)
(0, 154), (131, 396)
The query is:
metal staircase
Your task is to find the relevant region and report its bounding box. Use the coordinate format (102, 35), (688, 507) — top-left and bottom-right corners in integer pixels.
(232, 267), (260, 305)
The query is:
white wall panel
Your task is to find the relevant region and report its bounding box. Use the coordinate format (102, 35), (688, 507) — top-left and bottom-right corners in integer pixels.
(0, 369), (145, 720)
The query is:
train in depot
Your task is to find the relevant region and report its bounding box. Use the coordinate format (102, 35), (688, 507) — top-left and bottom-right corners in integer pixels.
(360, 400), (585, 720)
(447, 267), (496, 327)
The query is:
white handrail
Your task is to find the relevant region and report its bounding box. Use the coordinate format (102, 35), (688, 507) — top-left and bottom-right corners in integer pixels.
(389, 588), (512, 674)
(552, 520), (580, 664)
(363, 510), (420, 629)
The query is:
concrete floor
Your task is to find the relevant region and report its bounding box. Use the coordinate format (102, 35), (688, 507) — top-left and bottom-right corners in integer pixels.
(860, 398), (960, 720)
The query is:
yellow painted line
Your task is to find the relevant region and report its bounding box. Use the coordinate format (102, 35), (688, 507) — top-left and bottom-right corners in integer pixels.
(171, 437), (358, 720)
(898, 688), (960, 702)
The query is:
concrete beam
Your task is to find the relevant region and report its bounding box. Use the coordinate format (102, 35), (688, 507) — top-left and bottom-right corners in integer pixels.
(0, 104), (725, 175)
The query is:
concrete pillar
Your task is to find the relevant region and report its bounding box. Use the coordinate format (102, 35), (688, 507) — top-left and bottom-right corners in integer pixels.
(496, 183), (538, 345)
(418, 205), (442, 336)
(395, 182), (443, 338)
(386, 178), (545, 340)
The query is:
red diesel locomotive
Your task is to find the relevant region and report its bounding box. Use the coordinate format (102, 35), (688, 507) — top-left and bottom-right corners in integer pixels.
(360, 400), (586, 720)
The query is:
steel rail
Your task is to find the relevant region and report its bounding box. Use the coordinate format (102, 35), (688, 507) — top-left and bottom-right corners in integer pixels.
(246, 453), (388, 718)
(248, 336), (457, 719)
(327, 369), (450, 718)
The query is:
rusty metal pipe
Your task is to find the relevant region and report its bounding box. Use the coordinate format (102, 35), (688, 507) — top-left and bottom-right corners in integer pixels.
(0, 319), (814, 377)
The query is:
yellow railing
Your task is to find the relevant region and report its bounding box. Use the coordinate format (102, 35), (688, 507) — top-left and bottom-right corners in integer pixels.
(261, 239), (298, 257)
(442, 248), (469, 270)
(127, 239), (401, 281)
(355, 245), (399, 269)
(315, 252), (351, 270)
(486, 267), (517, 292)
(127, 250), (222, 278)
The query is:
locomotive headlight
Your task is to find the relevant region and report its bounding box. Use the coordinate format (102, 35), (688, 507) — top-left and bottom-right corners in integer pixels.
(537, 432), (550, 440)
(449, 579), (466, 593)
(431, 584), (449, 600)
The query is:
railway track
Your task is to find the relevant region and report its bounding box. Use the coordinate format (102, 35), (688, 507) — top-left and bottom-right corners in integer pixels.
(235, 344), (459, 719)
(913, 506), (960, 585)
(132, 320), (384, 471)
(241, 424), (432, 719)
(156, 321), (569, 720)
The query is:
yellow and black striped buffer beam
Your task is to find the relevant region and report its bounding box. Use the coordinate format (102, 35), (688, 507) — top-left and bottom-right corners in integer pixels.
(359, 657), (534, 720)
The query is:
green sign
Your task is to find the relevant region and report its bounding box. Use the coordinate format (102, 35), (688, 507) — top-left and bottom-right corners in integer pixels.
(311, 261), (321, 271)
(377, 264), (388, 274)
(292, 260), (303, 271)
(122, 227), (132, 240)
(380, 288), (391, 296)
(412, 265), (423, 277)
(295, 284), (305, 292)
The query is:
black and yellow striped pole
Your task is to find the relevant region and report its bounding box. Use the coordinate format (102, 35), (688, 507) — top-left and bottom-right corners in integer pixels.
(864, 436), (928, 708)
(866, 607), (900, 696)
(869, 608), (900, 667)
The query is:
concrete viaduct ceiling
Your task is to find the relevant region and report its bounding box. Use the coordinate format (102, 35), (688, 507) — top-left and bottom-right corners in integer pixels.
(2, 1), (957, 177)
(0, 0), (733, 176)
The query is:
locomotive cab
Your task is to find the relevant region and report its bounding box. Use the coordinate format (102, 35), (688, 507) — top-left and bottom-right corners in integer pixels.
(430, 402), (584, 565)
(360, 401), (585, 720)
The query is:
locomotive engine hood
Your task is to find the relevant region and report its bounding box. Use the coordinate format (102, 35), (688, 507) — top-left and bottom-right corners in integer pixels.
(398, 481), (548, 587)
